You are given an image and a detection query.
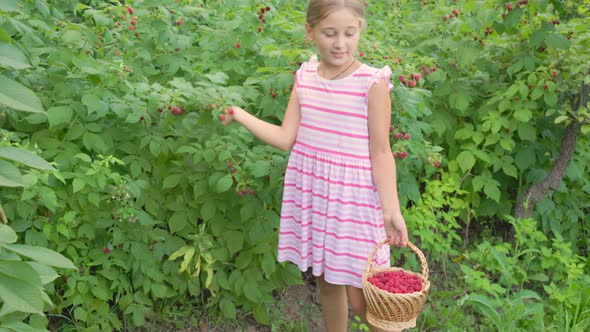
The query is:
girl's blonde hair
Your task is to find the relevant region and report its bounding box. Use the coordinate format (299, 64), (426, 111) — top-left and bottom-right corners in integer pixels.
(306, 0), (366, 28)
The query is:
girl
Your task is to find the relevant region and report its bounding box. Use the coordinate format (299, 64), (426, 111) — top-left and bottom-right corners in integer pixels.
(221, 1), (408, 330)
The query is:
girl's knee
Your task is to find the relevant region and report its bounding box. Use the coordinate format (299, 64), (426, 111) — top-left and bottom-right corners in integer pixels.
(346, 286), (367, 316)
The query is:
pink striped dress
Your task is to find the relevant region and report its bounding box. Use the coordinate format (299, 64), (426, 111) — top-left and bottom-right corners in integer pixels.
(277, 55), (392, 288)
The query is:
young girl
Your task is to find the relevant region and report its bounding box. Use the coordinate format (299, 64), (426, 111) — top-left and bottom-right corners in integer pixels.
(220, 1), (408, 330)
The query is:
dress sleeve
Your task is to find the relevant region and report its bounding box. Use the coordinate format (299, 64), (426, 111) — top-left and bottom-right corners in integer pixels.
(368, 65), (393, 92)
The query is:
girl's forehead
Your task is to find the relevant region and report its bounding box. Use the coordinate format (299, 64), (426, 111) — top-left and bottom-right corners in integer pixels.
(317, 8), (362, 28)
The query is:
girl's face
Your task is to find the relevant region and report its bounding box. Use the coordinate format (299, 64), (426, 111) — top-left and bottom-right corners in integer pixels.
(306, 8), (362, 70)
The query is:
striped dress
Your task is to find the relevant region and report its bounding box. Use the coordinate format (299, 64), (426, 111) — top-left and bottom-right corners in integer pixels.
(277, 55), (392, 288)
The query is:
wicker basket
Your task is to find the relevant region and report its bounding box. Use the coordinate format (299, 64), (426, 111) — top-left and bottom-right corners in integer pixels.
(362, 240), (430, 330)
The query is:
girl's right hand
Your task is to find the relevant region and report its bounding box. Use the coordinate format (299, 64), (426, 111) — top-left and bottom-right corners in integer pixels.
(219, 106), (237, 126)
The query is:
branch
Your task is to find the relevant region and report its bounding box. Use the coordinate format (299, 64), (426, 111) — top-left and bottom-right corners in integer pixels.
(514, 79), (589, 219)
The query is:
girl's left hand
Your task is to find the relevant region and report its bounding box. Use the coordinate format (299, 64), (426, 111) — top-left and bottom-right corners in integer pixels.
(384, 214), (408, 248)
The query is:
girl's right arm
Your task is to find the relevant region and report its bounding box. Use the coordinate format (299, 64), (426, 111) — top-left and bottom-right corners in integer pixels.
(221, 85), (301, 152)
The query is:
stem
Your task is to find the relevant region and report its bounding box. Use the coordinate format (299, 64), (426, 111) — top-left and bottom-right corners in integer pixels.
(514, 77), (589, 219)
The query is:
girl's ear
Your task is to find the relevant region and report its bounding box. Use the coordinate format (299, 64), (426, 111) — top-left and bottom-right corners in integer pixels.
(305, 23), (314, 41)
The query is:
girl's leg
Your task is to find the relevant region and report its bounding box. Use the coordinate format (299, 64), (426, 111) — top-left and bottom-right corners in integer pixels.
(346, 285), (402, 332)
(316, 274), (348, 332)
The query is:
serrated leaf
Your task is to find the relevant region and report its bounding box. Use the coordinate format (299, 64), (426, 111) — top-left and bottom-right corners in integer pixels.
(72, 178), (85, 193)
(513, 109), (532, 122)
(449, 91), (470, 112)
(162, 174), (183, 189)
(484, 182), (501, 202)
(517, 124), (537, 141)
(216, 175), (233, 193)
(47, 106), (73, 128)
(502, 163), (518, 178)
(250, 160), (271, 177)
(545, 33), (570, 49)
(456, 151), (475, 172)
(205, 72), (229, 85)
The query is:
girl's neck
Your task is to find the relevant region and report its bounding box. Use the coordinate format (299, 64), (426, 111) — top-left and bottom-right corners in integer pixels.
(319, 57), (359, 80)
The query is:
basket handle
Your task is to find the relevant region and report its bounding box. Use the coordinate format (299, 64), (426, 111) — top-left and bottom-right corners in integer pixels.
(365, 240), (429, 281)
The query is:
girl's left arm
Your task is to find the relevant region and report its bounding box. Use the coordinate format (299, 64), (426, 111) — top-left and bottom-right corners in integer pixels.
(367, 79), (408, 248)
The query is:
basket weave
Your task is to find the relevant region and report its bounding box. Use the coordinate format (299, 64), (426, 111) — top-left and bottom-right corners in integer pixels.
(362, 240), (430, 330)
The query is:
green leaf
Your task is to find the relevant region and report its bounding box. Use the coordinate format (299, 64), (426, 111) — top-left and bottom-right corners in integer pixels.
(250, 160), (271, 177)
(484, 181), (501, 202)
(0, 0), (19, 12)
(216, 175), (233, 193)
(513, 109), (532, 122)
(530, 28), (547, 47)
(0, 261), (42, 287)
(517, 124), (537, 141)
(261, 252), (276, 277)
(149, 140), (161, 157)
(502, 163), (518, 178)
(0, 42), (30, 70)
(243, 277), (260, 301)
(73, 307), (88, 322)
(168, 213), (187, 233)
(0, 75), (45, 114)
(554, 115), (570, 124)
(219, 297), (236, 319)
(200, 201), (216, 221)
(82, 132), (106, 153)
(449, 91), (470, 112)
(72, 178), (85, 194)
(253, 303), (270, 324)
(0, 160), (23, 187)
(225, 230), (244, 256)
(456, 151), (475, 172)
(0, 224), (17, 244)
(3, 244), (76, 269)
(0, 272), (44, 316)
(47, 106), (73, 128)
(168, 247), (188, 261)
(0, 321), (48, 332)
(544, 92), (557, 106)
(26, 262), (58, 285)
(162, 174), (183, 189)
(0, 147), (55, 171)
(81, 94), (108, 116)
(472, 175), (486, 192)
(205, 72), (229, 85)
(466, 294), (502, 323)
(545, 33), (570, 49)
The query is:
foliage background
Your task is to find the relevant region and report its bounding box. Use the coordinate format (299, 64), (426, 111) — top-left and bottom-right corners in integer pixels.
(0, 0), (589, 331)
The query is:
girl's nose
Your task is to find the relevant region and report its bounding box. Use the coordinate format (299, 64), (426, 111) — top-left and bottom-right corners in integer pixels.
(333, 36), (344, 49)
